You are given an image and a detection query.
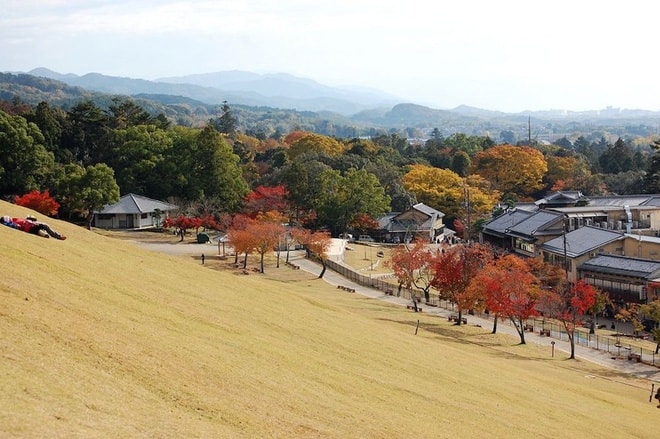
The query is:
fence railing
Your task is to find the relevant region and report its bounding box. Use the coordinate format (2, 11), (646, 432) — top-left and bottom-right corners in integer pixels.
(324, 258), (659, 367)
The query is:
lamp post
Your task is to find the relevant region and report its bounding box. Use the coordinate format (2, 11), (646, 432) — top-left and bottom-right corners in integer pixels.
(551, 341), (556, 357)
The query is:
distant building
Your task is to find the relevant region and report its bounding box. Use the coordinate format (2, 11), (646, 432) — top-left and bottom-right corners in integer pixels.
(94, 193), (178, 229)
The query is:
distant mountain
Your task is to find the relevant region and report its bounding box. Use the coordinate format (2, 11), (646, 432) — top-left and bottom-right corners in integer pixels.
(27, 68), (401, 115)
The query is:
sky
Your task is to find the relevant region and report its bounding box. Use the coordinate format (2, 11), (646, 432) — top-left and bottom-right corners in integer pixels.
(2, 0), (660, 113)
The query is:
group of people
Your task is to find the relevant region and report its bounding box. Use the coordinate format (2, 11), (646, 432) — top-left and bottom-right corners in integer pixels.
(1, 215), (66, 240)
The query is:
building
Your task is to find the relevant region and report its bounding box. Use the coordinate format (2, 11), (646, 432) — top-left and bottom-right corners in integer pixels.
(94, 193), (178, 229)
(376, 203), (446, 243)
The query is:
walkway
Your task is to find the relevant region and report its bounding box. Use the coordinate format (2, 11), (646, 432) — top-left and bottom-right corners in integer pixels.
(289, 244), (660, 383)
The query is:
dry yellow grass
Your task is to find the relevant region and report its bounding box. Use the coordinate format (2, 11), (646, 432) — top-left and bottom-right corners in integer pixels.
(1, 201), (658, 438)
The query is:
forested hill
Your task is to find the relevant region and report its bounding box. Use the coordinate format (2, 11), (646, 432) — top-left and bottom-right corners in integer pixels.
(4, 71), (660, 142)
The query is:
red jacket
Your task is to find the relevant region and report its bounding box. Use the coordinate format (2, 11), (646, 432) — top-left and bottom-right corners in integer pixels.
(11, 218), (36, 233)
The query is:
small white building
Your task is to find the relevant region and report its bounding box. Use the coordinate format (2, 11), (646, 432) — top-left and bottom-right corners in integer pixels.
(94, 193), (178, 229)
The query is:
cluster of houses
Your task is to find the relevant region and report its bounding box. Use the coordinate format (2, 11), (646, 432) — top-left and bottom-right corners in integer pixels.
(95, 191), (660, 306)
(480, 191), (660, 306)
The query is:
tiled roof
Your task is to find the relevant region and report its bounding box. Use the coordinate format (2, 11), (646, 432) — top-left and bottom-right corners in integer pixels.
(539, 226), (625, 257)
(482, 209), (533, 236)
(411, 203), (444, 218)
(579, 254), (660, 279)
(97, 193), (178, 214)
(506, 210), (564, 238)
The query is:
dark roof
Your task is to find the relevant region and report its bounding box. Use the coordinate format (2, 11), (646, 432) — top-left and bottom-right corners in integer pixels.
(482, 209), (533, 237)
(539, 226), (624, 258)
(506, 210), (564, 240)
(97, 193), (178, 215)
(579, 254), (660, 279)
(535, 191), (585, 206)
(585, 195), (656, 207)
(410, 203), (444, 218)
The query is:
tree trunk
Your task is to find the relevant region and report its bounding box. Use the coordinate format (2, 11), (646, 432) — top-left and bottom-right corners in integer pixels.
(457, 310), (463, 325)
(260, 253), (265, 273)
(568, 331), (576, 359)
(491, 314), (499, 334)
(318, 260), (327, 279)
(517, 318), (526, 344)
(242, 253), (248, 269)
(86, 209), (94, 230)
(423, 289), (430, 303)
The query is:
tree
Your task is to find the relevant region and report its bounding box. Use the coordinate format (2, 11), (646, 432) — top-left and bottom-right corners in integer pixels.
(431, 244), (493, 325)
(540, 280), (596, 359)
(599, 138), (633, 174)
(14, 190), (60, 216)
(245, 220), (285, 273)
(291, 228), (332, 278)
(639, 300), (660, 354)
(387, 239), (438, 306)
(643, 139), (660, 193)
(243, 185), (289, 219)
(210, 101), (238, 137)
(108, 125), (173, 199)
(62, 100), (110, 165)
(469, 255), (540, 343)
(0, 109), (55, 196)
(190, 126), (249, 210)
(287, 133), (344, 159)
(57, 163), (120, 229)
(402, 164), (500, 222)
(108, 97), (154, 128)
(470, 144), (548, 197)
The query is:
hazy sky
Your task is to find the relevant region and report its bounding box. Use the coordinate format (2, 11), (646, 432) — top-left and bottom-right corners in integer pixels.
(2, 0), (659, 112)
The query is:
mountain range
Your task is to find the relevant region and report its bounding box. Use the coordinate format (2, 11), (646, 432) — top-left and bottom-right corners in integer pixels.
(27, 68), (401, 116)
(5, 68), (660, 142)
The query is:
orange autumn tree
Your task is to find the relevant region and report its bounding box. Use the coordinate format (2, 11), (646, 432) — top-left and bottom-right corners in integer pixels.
(244, 220), (285, 273)
(468, 254), (540, 343)
(291, 228), (331, 278)
(14, 190), (60, 216)
(386, 239), (438, 308)
(431, 244), (493, 325)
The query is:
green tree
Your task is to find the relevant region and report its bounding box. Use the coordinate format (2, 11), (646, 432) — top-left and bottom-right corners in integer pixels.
(62, 100), (111, 165)
(58, 163), (120, 228)
(191, 126), (248, 211)
(108, 125), (173, 198)
(643, 139), (660, 193)
(108, 97), (155, 129)
(0, 109), (55, 196)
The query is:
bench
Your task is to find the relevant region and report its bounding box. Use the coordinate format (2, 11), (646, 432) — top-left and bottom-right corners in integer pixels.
(524, 324), (534, 332)
(337, 285), (356, 293)
(539, 329), (550, 337)
(384, 289), (394, 296)
(406, 304), (422, 312)
(448, 315), (467, 324)
(628, 353), (642, 362)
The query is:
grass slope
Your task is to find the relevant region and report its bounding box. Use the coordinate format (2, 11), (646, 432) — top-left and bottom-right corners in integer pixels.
(0, 201), (657, 438)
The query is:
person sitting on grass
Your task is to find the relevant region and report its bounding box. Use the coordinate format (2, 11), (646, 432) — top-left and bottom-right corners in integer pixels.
(1, 215), (66, 240)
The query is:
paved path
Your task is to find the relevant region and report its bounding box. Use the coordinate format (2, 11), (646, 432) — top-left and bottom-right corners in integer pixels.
(289, 244), (660, 384)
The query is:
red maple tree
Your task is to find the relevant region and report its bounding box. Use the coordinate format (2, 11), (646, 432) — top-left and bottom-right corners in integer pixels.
(14, 190), (60, 216)
(469, 254), (540, 343)
(540, 280), (596, 359)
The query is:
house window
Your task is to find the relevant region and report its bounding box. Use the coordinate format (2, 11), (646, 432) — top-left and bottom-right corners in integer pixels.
(141, 213), (148, 219)
(98, 214), (113, 220)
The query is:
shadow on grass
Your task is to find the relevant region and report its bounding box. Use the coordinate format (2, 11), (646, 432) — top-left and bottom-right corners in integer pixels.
(377, 317), (555, 363)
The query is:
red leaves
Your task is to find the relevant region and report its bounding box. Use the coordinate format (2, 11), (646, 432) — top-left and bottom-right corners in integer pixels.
(14, 190), (60, 216)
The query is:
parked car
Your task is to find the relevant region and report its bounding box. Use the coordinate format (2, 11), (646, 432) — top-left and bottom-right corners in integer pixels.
(358, 235), (375, 242)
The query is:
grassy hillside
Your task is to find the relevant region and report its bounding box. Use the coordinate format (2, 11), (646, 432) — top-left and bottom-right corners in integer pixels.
(0, 200), (657, 438)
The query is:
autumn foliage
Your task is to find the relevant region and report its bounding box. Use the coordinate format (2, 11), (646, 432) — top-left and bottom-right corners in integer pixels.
(14, 190), (60, 216)
(468, 255), (540, 342)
